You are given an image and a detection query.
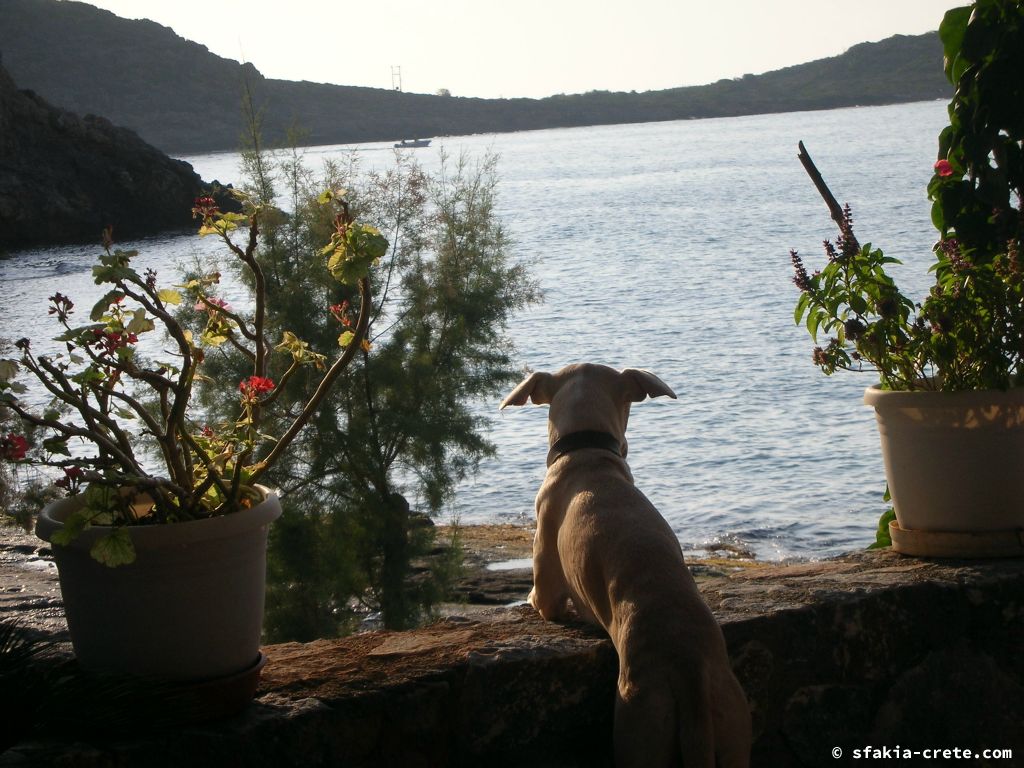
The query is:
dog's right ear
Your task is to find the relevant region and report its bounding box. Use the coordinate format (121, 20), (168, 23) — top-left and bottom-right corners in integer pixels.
(621, 368), (678, 402)
(500, 371), (554, 408)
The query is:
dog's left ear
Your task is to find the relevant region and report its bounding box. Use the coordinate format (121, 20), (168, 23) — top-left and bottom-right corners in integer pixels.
(621, 369), (677, 402)
(500, 371), (554, 409)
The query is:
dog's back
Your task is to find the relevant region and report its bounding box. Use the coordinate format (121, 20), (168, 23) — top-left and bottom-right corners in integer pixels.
(548, 449), (750, 768)
(503, 364), (751, 768)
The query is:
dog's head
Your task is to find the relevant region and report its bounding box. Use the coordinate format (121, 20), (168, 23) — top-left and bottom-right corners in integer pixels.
(500, 363), (676, 452)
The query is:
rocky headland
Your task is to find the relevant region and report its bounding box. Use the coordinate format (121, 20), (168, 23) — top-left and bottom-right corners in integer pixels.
(0, 57), (233, 252)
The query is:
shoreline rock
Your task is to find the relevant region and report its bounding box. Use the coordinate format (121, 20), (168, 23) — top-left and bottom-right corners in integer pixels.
(0, 60), (235, 252)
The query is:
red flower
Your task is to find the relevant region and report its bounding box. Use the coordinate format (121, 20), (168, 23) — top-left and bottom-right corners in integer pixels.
(91, 329), (139, 356)
(934, 159), (955, 178)
(192, 196), (220, 219)
(330, 301), (353, 327)
(55, 465), (85, 490)
(48, 293), (75, 320)
(1, 433), (28, 461)
(240, 375), (275, 400)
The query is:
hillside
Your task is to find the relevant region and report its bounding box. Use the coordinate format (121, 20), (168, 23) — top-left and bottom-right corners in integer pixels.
(0, 60), (232, 250)
(0, 0), (951, 154)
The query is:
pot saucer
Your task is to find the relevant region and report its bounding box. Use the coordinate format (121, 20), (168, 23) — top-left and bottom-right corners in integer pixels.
(890, 520), (1024, 559)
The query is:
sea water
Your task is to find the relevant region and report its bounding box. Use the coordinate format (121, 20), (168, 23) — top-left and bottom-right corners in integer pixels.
(0, 100), (950, 560)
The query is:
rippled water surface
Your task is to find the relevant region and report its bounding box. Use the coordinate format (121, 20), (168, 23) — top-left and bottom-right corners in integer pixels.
(1, 101), (950, 559)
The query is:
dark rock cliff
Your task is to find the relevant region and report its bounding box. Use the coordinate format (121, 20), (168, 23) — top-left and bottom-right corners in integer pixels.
(0, 58), (227, 252)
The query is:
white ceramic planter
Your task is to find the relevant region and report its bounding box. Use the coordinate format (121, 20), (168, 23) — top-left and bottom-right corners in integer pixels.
(864, 385), (1024, 535)
(36, 488), (282, 681)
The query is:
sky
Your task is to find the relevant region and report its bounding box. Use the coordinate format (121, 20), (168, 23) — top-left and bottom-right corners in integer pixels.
(77, 0), (966, 99)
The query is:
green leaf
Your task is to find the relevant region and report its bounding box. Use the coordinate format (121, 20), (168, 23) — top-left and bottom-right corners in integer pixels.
(126, 309), (155, 335)
(938, 6), (972, 83)
(0, 359), (18, 382)
(201, 330), (230, 347)
(326, 248), (349, 280)
(71, 367), (105, 386)
(359, 226), (389, 260)
(867, 508), (896, 549)
(158, 288), (182, 305)
(90, 527), (137, 567)
(55, 324), (104, 344)
(90, 290), (126, 321)
(83, 482), (118, 510)
(806, 309), (823, 342)
(42, 437), (70, 456)
(338, 331), (355, 348)
(92, 264), (142, 286)
(51, 508), (91, 545)
(794, 292), (810, 325)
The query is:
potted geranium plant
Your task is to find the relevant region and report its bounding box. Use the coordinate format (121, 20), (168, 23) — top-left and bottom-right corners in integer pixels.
(790, 0), (1024, 557)
(0, 189), (386, 694)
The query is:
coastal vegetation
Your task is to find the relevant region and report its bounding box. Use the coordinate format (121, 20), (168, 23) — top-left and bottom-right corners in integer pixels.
(1, 0), (950, 153)
(184, 133), (540, 636)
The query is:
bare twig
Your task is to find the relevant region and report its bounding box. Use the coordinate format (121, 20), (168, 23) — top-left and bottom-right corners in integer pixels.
(797, 141), (848, 232)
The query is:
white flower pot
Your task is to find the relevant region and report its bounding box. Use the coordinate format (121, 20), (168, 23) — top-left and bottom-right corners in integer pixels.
(864, 385), (1024, 556)
(36, 488), (282, 681)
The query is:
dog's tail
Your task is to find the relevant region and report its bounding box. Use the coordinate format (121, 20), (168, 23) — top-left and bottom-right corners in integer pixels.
(679, 675), (753, 768)
(677, 682), (716, 768)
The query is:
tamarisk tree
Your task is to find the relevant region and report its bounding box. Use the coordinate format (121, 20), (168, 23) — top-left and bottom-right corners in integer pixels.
(193, 147), (539, 635)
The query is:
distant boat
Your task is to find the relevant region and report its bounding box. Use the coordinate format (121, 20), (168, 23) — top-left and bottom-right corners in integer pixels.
(394, 138), (431, 149)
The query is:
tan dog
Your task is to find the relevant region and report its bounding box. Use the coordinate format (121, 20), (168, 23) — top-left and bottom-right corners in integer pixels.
(501, 363), (751, 768)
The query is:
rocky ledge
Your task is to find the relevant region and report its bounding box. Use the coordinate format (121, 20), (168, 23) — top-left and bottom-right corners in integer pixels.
(2, 532), (1023, 766)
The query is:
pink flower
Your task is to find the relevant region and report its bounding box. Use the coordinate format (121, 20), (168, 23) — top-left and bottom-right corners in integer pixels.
(195, 296), (231, 314)
(934, 159), (955, 178)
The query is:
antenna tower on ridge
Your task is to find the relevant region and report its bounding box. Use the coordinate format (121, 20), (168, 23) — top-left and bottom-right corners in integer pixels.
(391, 66), (402, 92)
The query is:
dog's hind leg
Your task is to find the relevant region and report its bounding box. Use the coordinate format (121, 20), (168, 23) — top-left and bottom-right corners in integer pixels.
(614, 683), (691, 768)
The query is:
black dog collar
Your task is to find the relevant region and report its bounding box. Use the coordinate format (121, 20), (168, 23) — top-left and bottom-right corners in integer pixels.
(547, 430), (622, 466)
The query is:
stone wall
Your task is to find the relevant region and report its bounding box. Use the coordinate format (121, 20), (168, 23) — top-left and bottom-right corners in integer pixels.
(3, 549), (1023, 767)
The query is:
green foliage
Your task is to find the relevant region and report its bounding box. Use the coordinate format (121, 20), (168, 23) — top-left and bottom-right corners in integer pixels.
(931, 0), (1024, 262)
(868, 508), (897, 549)
(209, 143), (538, 636)
(322, 222), (388, 284)
(792, 1), (1024, 392)
(1, 189), (379, 566)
